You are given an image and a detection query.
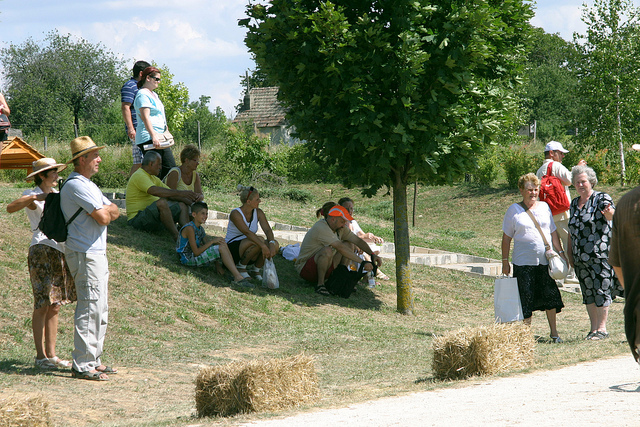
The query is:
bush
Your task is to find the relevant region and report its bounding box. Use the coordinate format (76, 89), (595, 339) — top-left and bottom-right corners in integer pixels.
(473, 146), (501, 186)
(502, 149), (539, 189)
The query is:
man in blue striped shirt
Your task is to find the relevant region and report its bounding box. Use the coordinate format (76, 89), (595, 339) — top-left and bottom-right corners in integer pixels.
(121, 60), (150, 177)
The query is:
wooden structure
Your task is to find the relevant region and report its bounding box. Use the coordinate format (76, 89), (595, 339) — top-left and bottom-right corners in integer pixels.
(0, 136), (45, 174)
(233, 87), (301, 145)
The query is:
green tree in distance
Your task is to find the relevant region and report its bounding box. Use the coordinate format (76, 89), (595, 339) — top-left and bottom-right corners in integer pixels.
(154, 64), (193, 133)
(574, 0), (640, 185)
(182, 95), (229, 145)
(0, 30), (124, 135)
(520, 27), (580, 141)
(242, 0), (533, 314)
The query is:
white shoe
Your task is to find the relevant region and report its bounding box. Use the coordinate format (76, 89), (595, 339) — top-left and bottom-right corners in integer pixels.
(35, 357), (57, 370)
(48, 356), (72, 368)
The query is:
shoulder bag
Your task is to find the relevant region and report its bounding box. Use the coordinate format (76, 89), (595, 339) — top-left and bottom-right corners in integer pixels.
(520, 202), (568, 280)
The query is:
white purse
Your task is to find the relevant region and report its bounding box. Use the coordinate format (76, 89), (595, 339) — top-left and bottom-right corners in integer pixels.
(522, 204), (568, 280)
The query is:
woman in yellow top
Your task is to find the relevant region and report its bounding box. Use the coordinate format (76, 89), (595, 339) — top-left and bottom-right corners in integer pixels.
(163, 144), (204, 202)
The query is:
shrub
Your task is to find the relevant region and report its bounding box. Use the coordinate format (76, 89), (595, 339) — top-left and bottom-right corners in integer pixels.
(473, 146), (501, 186)
(502, 149), (539, 189)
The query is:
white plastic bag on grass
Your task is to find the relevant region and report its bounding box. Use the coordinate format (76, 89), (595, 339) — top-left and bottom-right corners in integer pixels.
(263, 258), (279, 289)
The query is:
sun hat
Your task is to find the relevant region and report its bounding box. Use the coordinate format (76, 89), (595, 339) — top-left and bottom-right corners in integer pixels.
(25, 158), (67, 181)
(544, 141), (569, 153)
(68, 136), (105, 163)
(327, 205), (353, 221)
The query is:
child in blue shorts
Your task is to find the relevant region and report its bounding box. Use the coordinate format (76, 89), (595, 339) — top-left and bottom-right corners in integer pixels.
(177, 202), (253, 287)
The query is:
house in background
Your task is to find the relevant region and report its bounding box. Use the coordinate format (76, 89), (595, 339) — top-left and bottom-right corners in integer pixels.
(233, 87), (302, 146)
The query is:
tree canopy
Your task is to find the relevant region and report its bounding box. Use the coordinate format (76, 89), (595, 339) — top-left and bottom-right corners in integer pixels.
(0, 30), (124, 136)
(242, 0), (533, 313)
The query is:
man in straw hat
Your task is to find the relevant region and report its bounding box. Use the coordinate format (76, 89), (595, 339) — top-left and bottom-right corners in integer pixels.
(610, 143), (640, 366)
(295, 203), (382, 295)
(125, 151), (199, 241)
(60, 136), (120, 381)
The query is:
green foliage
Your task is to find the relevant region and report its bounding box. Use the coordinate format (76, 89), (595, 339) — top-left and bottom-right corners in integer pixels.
(473, 145), (501, 186)
(0, 30), (125, 136)
(243, 0), (533, 193)
(280, 188), (313, 203)
(574, 0), (640, 184)
(519, 28), (580, 141)
(270, 143), (336, 183)
(181, 96), (228, 146)
(357, 200), (394, 221)
(154, 64), (193, 132)
(502, 148), (539, 189)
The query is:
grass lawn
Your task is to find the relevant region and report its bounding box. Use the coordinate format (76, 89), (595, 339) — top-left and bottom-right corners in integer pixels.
(0, 181), (632, 426)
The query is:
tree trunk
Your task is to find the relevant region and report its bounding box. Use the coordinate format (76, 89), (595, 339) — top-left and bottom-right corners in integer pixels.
(392, 171), (414, 315)
(617, 85), (626, 186)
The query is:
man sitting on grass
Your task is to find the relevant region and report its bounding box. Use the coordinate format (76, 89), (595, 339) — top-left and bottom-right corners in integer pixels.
(177, 201), (254, 287)
(295, 203), (382, 295)
(126, 151), (199, 240)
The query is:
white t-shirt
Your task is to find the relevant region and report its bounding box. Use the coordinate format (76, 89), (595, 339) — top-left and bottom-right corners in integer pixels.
(536, 159), (572, 210)
(22, 187), (64, 252)
(502, 202), (556, 266)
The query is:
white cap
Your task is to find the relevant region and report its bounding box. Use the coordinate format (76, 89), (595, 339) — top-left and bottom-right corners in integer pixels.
(544, 141), (569, 153)
(632, 144), (640, 151)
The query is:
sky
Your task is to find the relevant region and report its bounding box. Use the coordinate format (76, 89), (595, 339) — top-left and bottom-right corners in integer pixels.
(0, 0), (609, 119)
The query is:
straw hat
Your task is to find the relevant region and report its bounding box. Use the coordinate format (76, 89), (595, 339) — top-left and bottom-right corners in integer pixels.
(68, 136), (105, 163)
(25, 158), (67, 181)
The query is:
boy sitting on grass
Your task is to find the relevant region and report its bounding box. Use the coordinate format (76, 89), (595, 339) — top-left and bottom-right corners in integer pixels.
(177, 202), (254, 287)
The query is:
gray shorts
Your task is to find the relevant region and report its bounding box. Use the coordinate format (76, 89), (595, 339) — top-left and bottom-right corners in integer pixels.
(128, 200), (182, 232)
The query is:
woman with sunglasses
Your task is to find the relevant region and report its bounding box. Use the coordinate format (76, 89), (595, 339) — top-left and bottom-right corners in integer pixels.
(225, 185), (279, 281)
(133, 66), (176, 180)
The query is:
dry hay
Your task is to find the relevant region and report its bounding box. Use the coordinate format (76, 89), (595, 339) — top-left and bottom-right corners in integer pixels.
(0, 395), (51, 427)
(432, 323), (535, 380)
(195, 353), (319, 418)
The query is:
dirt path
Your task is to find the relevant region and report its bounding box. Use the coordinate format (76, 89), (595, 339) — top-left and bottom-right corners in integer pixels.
(240, 355), (640, 426)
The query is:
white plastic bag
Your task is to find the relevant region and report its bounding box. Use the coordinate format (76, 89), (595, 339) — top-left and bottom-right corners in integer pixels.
(281, 243), (300, 261)
(262, 258), (279, 289)
(494, 276), (523, 323)
(546, 249), (568, 280)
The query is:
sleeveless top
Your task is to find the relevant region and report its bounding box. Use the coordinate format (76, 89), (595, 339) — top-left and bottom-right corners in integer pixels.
(163, 166), (196, 192)
(176, 221), (204, 263)
(225, 207), (258, 244)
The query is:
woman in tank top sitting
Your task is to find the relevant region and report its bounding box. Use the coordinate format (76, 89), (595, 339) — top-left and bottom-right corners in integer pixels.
(163, 144), (204, 202)
(225, 185), (279, 281)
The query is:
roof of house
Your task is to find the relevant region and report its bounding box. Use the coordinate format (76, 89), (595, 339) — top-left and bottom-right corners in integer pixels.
(0, 136), (45, 172)
(233, 87), (287, 128)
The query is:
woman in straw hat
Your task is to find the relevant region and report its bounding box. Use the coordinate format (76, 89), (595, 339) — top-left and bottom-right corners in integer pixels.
(6, 158), (76, 370)
(133, 66), (176, 180)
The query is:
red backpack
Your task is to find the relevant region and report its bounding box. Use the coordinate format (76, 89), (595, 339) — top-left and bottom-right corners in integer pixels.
(539, 162), (570, 216)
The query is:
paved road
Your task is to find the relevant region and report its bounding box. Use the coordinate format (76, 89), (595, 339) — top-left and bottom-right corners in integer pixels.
(240, 355), (640, 426)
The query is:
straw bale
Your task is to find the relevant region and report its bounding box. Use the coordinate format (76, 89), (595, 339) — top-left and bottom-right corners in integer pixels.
(0, 395), (51, 427)
(432, 323), (535, 380)
(195, 354), (319, 418)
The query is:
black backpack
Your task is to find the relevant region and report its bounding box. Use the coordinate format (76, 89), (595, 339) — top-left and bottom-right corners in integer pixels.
(325, 261), (376, 298)
(38, 177), (83, 242)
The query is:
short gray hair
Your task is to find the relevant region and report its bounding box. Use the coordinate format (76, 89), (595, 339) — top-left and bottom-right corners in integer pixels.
(141, 151), (161, 166)
(571, 164), (598, 187)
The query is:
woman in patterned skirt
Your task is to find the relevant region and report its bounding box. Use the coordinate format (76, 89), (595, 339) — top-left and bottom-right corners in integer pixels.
(567, 165), (623, 340)
(6, 158), (76, 369)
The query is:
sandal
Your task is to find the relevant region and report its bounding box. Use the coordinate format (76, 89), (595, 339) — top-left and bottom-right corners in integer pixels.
(72, 368), (108, 381)
(595, 331), (609, 340)
(315, 285), (330, 296)
(48, 356), (72, 369)
(233, 277), (255, 288)
(96, 365), (118, 374)
(376, 271), (390, 281)
(35, 357), (57, 370)
(550, 335), (563, 343)
(585, 331), (597, 340)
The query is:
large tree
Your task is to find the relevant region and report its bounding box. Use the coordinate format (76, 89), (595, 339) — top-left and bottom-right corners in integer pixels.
(520, 28), (580, 141)
(0, 30), (124, 136)
(242, 0), (533, 314)
(574, 0), (640, 185)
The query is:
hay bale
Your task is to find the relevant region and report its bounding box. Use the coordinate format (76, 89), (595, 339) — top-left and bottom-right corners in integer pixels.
(432, 323), (535, 380)
(195, 354), (319, 417)
(0, 396), (51, 427)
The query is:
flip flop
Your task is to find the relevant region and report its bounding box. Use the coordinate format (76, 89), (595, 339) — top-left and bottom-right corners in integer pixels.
(72, 368), (108, 381)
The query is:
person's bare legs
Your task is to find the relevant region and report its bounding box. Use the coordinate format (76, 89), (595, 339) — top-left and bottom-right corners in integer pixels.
(586, 303), (598, 333)
(546, 309), (559, 338)
(177, 202), (189, 228)
(44, 304), (61, 358)
(156, 199), (178, 240)
(32, 306), (49, 360)
(218, 242), (245, 282)
(597, 305), (609, 333)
